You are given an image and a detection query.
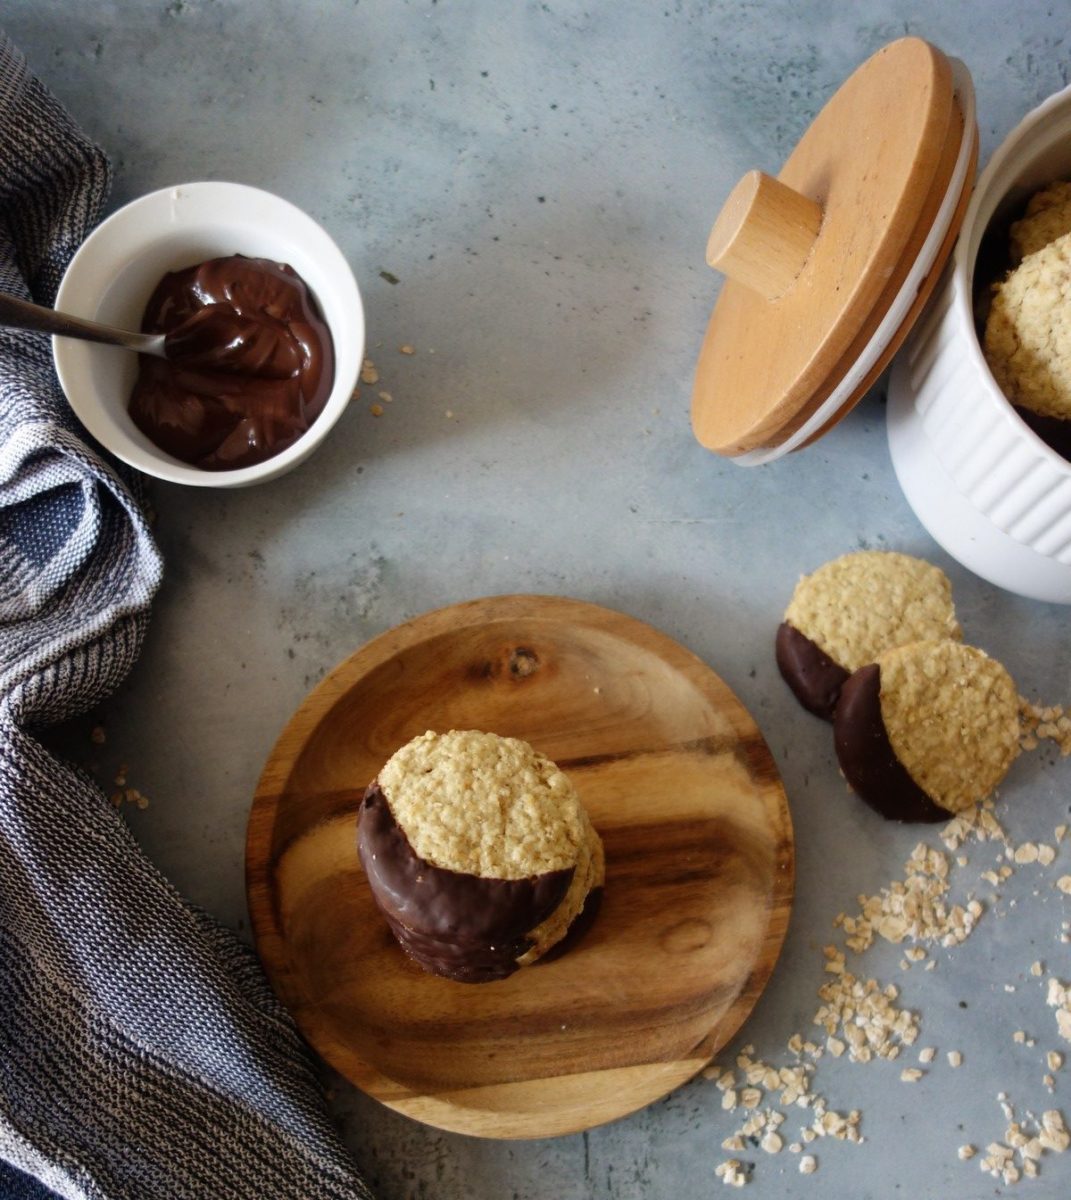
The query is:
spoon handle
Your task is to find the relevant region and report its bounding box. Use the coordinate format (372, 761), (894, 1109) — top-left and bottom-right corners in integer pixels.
(0, 291), (162, 354)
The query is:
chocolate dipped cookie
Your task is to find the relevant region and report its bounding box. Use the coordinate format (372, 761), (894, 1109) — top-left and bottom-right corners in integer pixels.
(833, 640), (1020, 822)
(776, 551), (962, 719)
(358, 729), (604, 983)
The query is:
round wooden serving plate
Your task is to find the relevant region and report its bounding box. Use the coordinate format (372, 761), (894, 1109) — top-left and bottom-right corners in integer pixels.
(246, 595), (793, 1138)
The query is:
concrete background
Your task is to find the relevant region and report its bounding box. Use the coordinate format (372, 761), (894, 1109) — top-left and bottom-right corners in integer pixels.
(5, 2), (1071, 1196)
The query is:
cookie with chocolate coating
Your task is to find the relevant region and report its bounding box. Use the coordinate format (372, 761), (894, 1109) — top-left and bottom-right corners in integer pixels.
(358, 729), (604, 983)
(776, 551), (962, 719)
(834, 640), (1020, 822)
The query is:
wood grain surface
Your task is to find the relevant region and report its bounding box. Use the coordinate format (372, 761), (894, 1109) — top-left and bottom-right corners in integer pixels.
(692, 37), (969, 456)
(246, 595), (793, 1138)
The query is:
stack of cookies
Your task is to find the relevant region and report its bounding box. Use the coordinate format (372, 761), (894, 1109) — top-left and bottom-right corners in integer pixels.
(777, 551), (1021, 822)
(358, 729), (604, 982)
(983, 180), (1071, 461)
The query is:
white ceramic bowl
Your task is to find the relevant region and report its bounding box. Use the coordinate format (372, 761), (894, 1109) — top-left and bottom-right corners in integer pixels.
(53, 181), (363, 487)
(889, 85), (1071, 604)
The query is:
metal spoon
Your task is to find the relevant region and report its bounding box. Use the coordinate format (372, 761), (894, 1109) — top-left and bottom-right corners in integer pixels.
(0, 291), (166, 357)
(0, 291), (301, 378)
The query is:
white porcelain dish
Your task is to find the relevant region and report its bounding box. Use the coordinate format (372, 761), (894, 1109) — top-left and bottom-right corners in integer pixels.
(53, 181), (363, 487)
(888, 83), (1071, 604)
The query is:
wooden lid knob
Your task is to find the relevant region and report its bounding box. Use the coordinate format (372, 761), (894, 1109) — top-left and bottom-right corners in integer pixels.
(706, 171), (823, 301)
(692, 38), (973, 459)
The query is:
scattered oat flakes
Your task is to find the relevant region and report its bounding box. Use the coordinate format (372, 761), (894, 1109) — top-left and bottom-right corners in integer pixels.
(377, 391), (393, 403)
(361, 358), (379, 384)
(714, 1159), (748, 1187)
(1033, 961), (1045, 976)
(948, 1050), (962, 1067)
(760, 1132), (782, 1154)
(918, 1047), (936, 1064)
(798, 1155), (817, 1175)
(958, 1144), (976, 1160)
(900, 1068), (923, 1083)
(1020, 697), (1071, 756)
(1049, 1051), (1064, 1070)
(1057, 876), (1071, 895)
(1047, 978), (1071, 1042)
(370, 404), (384, 417)
(398, 344), (415, 355)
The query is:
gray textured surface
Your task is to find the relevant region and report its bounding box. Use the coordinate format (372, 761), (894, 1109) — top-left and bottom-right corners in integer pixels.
(6, 2), (1071, 1196)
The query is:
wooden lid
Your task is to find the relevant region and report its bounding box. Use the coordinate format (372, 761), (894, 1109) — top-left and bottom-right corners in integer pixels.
(692, 38), (977, 458)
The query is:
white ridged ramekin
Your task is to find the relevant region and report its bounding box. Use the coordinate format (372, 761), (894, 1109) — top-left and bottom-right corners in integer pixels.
(888, 84), (1071, 604)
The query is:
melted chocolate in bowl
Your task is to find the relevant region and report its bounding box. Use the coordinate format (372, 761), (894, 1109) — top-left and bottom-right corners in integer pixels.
(129, 255), (335, 470)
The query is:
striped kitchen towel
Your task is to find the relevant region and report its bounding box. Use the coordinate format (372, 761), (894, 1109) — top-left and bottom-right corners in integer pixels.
(0, 34), (372, 1200)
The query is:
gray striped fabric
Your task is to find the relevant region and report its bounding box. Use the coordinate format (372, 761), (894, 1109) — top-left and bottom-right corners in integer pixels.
(0, 36), (373, 1200)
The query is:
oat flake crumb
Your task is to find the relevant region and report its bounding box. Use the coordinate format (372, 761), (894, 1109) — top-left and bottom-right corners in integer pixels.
(714, 1159), (749, 1188)
(798, 1155), (817, 1175)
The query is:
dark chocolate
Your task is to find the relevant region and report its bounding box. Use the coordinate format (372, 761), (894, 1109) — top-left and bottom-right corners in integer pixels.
(775, 621), (850, 720)
(833, 663), (949, 823)
(129, 255), (334, 470)
(357, 782), (575, 983)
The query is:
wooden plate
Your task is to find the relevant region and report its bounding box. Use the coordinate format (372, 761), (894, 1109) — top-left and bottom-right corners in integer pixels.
(246, 595), (793, 1138)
